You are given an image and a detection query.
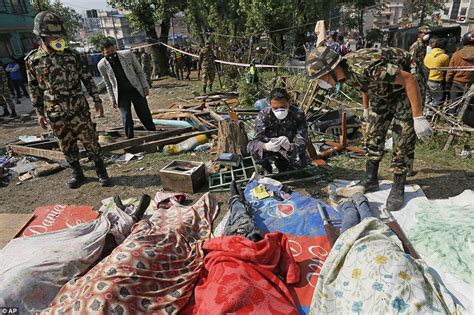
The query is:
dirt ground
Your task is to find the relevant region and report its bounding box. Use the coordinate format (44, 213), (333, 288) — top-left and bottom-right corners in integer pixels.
(1, 73), (473, 221)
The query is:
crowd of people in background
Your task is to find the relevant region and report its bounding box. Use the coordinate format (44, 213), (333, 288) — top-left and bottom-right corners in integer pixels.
(321, 29), (474, 117)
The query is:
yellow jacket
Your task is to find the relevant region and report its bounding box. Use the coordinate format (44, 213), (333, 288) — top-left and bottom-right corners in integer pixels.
(423, 48), (449, 81)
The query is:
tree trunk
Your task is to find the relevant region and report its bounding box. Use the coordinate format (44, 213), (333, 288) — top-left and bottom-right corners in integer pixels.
(145, 26), (160, 79)
(216, 120), (248, 156)
(358, 9), (364, 38)
(156, 14), (172, 76)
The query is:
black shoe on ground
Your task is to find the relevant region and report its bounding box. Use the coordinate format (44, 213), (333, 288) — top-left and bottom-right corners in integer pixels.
(132, 194), (151, 222)
(359, 160), (380, 192)
(229, 180), (243, 199)
(95, 159), (111, 187)
(68, 161), (85, 189)
(386, 173), (406, 211)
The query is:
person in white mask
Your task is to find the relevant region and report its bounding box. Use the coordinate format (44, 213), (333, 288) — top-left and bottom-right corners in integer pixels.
(247, 88), (310, 174)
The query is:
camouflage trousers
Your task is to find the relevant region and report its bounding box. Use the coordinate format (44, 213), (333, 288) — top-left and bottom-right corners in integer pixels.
(0, 81), (15, 112)
(48, 110), (103, 164)
(366, 92), (416, 175)
(391, 71), (426, 174)
(202, 67), (215, 87)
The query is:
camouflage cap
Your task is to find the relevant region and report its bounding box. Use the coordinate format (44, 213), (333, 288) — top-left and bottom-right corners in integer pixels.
(305, 46), (342, 79)
(33, 11), (64, 36)
(418, 26), (430, 33)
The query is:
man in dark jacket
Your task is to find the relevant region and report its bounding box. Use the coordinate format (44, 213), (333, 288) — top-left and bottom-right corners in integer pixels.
(247, 88), (310, 173)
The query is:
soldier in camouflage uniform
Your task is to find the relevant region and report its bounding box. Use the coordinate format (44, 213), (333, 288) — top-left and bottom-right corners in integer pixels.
(248, 88), (310, 173)
(0, 66), (16, 117)
(198, 41), (216, 94)
(26, 11), (110, 189)
(396, 25), (431, 176)
(306, 46), (433, 211)
(140, 48), (153, 87)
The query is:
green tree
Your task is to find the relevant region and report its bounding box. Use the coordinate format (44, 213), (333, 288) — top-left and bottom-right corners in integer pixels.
(86, 33), (115, 50)
(338, 0), (377, 36)
(365, 28), (383, 43)
(31, 0), (84, 41)
(108, 0), (187, 76)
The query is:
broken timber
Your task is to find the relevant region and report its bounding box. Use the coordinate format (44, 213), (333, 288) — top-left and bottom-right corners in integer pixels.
(125, 129), (218, 154)
(8, 127), (193, 161)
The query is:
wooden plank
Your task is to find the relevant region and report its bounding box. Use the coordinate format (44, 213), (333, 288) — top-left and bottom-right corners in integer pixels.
(306, 142), (318, 159)
(311, 159), (330, 169)
(340, 111), (347, 147)
(188, 115), (207, 131)
(100, 127), (192, 152)
(8, 144), (66, 160)
(206, 108), (225, 122)
(125, 129), (218, 154)
(0, 213), (36, 249)
(169, 101), (205, 109)
(324, 141), (366, 154)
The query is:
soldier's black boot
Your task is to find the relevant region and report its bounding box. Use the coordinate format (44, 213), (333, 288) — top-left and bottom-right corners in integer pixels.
(132, 194), (151, 222)
(386, 173), (406, 211)
(229, 180), (244, 201)
(95, 159), (111, 187)
(202, 84), (207, 94)
(1, 109), (9, 117)
(209, 84), (213, 92)
(359, 160), (380, 192)
(68, 161), (85, 189)
(10, 109), (17, 118)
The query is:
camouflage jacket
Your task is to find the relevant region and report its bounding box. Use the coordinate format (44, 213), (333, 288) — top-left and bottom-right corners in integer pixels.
(409, 38), (427, 63)
(25, 47), (101, 117)
(0, 67), (7, 90)
(141, 52), (151, 68)
(248, 106), (309, 161)
(342, 47), (414, 98)
(198, 47), (215, 70)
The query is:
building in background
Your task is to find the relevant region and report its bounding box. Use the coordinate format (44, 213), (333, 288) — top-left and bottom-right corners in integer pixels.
(441, 0), (474, 34)
(83, 9), (101, 38)
(372, 0), (404, 29)
(98, 10), (146, 48)
(0, 0), (34, 64)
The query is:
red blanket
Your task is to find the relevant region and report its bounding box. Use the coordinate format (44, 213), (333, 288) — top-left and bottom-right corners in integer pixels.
(190, 232), (300, 315)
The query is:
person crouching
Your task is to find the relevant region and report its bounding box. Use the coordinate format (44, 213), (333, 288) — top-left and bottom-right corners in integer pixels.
(247, 88), (310, 174)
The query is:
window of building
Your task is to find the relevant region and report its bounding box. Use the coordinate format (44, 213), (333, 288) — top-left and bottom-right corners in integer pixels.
(0, 35), (13, 60)
(0, 0), (8, 13)
(10, 0), (26, 14)
(459, 7), (467, 16)
(20, 32), (35, 53)
(450, 0), (461, 19)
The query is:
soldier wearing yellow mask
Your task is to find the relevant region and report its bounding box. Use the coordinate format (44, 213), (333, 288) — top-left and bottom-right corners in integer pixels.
(25, 11), (110, 189)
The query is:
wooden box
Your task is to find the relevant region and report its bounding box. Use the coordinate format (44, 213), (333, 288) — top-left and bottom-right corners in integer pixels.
(159, 160), (206, 193)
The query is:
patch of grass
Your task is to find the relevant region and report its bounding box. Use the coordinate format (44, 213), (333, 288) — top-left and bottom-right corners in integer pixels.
(323, 132), (473, 181)
(415, 133), (474, 170)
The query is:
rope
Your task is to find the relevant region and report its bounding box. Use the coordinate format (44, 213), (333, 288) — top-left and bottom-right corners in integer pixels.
(159, 41), (305, 69)
(429, 66), (474, 72)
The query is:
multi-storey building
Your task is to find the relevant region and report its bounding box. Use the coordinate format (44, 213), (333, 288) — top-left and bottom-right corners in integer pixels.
(441, 0), (474, 33)
(0, 0), (34, 63)
(98, 10), (146, 48)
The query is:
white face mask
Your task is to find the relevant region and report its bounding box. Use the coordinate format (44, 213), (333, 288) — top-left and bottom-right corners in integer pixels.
(422, 34), (430, 41)
(272, 108), (289, 120)
(318, 79), (333, 90)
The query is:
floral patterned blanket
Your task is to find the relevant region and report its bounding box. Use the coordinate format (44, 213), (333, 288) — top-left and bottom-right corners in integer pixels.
(310, 218), (463, 314)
